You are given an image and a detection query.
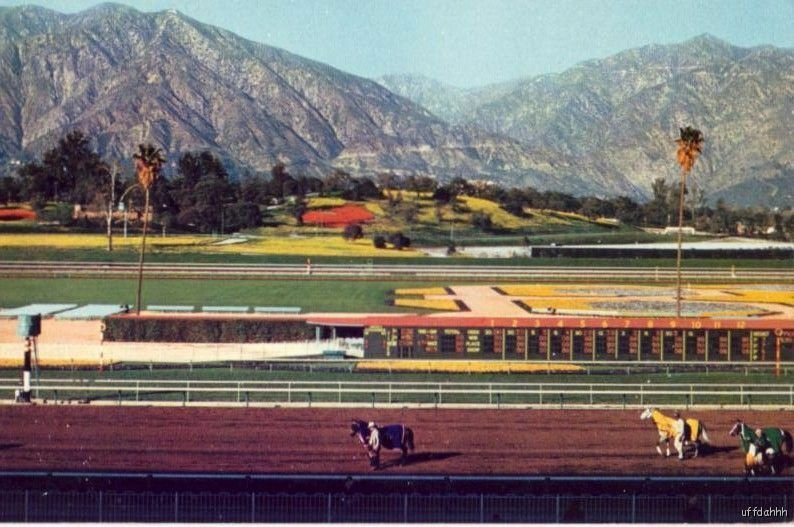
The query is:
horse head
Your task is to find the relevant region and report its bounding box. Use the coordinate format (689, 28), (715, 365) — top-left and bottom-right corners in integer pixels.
(728, 420), (744, 437)
(350, 420), (370, 445)
(640, 408), (654, 420)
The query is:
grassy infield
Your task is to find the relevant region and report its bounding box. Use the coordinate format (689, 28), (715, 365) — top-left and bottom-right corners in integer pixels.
(0, 202), (791, 396)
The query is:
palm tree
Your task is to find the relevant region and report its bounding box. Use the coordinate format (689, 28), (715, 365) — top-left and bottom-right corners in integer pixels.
(673, 126), (704, 318)
(133, 143), (166, 315)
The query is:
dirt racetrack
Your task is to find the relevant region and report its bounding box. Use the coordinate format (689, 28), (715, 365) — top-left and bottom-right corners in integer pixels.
(0, 405), (791, 477)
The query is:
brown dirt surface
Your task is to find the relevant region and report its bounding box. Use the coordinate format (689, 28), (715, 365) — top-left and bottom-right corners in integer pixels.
(1, 406), (791, 476)
(0, 319), (102, 344)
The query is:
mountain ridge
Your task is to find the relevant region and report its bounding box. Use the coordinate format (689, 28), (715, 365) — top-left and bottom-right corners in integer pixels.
(1, 5), (792, 205)
(378, 33), (794, 204)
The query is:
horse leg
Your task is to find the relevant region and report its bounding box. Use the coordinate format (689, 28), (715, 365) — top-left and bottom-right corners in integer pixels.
(369, 451), (380, 470)
(674, 435), (684, 460)
(656, 434), (668, 457)
(693, 442), (699, 458)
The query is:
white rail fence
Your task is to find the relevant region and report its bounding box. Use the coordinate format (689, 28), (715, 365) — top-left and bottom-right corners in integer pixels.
(3, 380), (793, 408)
(1, 261), (793, 281)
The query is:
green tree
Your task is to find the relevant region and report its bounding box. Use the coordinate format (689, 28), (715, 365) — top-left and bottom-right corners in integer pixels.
(18, 130), (108, 204)
(133, 143), (166, 316)
(0, 176), (21, 204)
(471, 211), (493, 232)
(673, 126), (704, 317)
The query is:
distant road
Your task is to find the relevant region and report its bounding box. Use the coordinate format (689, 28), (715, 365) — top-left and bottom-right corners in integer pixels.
(1, 260), (793, 282)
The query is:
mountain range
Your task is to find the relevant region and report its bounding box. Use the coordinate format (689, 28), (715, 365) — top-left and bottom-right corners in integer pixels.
(1, 3), (792, 205)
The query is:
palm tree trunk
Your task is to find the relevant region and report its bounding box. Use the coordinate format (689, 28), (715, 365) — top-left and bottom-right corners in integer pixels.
(135, 189), (150, 316)
(675, 171), (686, 318)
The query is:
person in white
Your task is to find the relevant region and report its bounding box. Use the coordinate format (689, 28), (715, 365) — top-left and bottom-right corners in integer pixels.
(367, 422), (381, 469)
(673, 412), (687, 460)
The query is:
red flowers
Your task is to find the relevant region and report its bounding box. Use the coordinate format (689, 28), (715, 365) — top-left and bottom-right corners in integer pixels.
(302, 205), (374, 227)
(0, 208), (36, 221)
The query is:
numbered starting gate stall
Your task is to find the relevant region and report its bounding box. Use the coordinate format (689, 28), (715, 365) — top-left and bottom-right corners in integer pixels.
(303, 314), (794, 364)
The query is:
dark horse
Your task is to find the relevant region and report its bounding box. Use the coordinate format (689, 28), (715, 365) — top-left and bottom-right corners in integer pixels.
(350, 419), (415, 469)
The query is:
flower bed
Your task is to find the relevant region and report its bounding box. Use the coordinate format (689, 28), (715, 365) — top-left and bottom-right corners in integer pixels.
(393, 298), (463, 311)
(0, 208), (36, 221)
(355, 360), (583, 373)
(394, 287), (450, 296)
(302, 204), (374, 227)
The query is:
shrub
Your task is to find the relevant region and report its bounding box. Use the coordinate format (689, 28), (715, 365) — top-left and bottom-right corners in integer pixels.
(373, 234), (386, 249)
(389, 232), (411, 250)
(343, 223), (364, 240)
(103, 316), (314, 343)
(471, 212), (493, 231)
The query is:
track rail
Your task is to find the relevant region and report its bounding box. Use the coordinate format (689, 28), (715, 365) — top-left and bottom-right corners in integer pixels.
(1, 260), (793, 281)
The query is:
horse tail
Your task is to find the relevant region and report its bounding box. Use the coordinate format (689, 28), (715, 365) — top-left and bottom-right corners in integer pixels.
(406, 426), (415, 451)
(700, 422), (710, 445)
(782, 430), (793, 455)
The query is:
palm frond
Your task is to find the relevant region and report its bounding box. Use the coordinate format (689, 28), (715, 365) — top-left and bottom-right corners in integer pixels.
(133, 143), (166, 190)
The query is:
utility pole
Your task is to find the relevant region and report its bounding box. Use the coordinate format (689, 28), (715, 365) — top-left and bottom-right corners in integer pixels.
(15, 315), (40, 403)
(106, 163), (118, 252)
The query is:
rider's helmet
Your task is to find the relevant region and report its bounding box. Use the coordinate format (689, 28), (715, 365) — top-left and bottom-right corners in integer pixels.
(368, 421), (377, 429)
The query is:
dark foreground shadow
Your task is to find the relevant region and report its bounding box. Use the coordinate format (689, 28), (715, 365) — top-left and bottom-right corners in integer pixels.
(0, 443), (22, 451)
(380, 452), (461, 469)
(702, 445), (738, 455)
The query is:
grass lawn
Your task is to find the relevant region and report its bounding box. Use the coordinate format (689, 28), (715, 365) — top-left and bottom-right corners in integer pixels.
(0, 242), (789, 269)
(0, 277), (459, 312)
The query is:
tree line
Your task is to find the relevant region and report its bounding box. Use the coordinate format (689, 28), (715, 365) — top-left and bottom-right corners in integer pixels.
(3, 129), (793, 240)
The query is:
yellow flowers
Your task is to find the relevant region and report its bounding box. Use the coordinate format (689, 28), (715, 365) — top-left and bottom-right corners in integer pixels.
(356, 360), (583, 373)
(0, 233), (420, 257)
(394, 287), (449, 296)
(393, 287), (459, 311)
(306, 197), (347, 208)
(393, 298), (462, 311)
(497, 285), (561, 297)
(0, 234), (208, 248)
(213, 235), (417, 257)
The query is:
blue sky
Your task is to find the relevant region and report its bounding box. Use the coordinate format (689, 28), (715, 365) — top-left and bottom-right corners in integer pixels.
(2, 0), (792, 87)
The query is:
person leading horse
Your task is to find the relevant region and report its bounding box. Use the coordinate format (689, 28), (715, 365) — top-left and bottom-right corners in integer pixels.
(640, 408), (710, 460)
(350, 419), (415, 470)
(728, 419), (792, 475)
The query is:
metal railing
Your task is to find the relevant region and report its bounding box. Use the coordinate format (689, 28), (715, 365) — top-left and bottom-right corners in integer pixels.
(0, 490), (787, 523)
(3, 379), (793, 408)
(1, 260), (792, 282)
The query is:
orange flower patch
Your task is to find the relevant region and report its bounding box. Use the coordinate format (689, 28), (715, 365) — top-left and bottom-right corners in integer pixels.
(0, 208), (36, 221)
(302, 204), (374, 227)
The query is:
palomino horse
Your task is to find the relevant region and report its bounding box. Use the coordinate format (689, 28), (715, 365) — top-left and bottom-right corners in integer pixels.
(350, 419), (415, 470)
(640, 408), (710, 459)
(728, 420), (793, 476)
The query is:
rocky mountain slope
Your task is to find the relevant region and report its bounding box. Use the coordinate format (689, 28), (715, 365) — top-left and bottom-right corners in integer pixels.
(377, 35), (794, 205)
(0, 4), (578, 192)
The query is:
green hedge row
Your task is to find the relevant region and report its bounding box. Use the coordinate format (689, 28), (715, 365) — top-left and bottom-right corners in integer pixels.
(103, 317), (314, 343)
